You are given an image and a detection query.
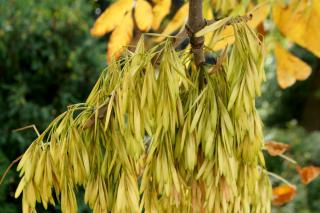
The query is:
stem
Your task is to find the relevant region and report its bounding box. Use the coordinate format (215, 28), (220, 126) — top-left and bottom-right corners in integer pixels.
(188, 0), (205, 66)
(267, 171), (295, 188)
(13, 124), (40, 137)
(0, 155), (23, 185)
(279, 154), (298, 165)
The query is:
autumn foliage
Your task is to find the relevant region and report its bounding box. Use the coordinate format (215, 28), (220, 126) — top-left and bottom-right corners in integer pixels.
(91, 0), (320, 90)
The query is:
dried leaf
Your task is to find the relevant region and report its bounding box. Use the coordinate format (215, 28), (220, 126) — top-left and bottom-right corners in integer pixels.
(275, 44), (312, 89)
(296, 165), (320, 184)
(151, 0), (171, 30)
(265, 140), (289, 156)
(135, 0), (153, 31)
(107, 12), (134, 62)
(273, 0), (320, 57)
(272, 184), (296, 205)
(90, 0), (133, 37)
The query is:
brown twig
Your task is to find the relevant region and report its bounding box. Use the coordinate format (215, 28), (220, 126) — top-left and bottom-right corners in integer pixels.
(0, 155), (23, 185)
(187, 0), (206, 66)
(173, 29), (188, 49)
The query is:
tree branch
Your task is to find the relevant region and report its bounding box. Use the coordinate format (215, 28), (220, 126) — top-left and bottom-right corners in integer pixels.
(187, 0), (206, 66)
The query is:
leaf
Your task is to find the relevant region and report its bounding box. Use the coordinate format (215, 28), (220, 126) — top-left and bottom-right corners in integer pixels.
(203, 2), (214, 46)
(296, 165), (320, 185)
(90, 0), (133, 37)
(151, 0), (171, 30)
(272, 184), (296, 206)
(155, 3), (189, 42)
(264, 140), (290, 156)
(247, 2), (270, 29)
(274, 44), (312, 89)
(273, 0), (320, 57)
(107, 12), (134, 62)
(135, 0), (153, 31)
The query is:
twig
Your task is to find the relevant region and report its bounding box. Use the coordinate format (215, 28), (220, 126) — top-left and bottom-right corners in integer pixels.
(258, 165), (295, 187)
(279, 154), (298, 165)
(187, 0), (206, 66)
(262, 147), (298, 165)
(144, 32), (181, 38)
(1, 124), (43, 185)
(173, 29), (188, 48)
(13, 124), (40, 137)
(0, 155), (23, 185)
(267, 171), (295, 187)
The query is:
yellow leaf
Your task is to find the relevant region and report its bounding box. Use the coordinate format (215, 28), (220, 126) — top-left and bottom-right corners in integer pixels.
(204, 3), (214, 46)
(152, 0), (171, 30)
(274, 44), (312, 89)
(107, 12), (133, 62)
(272, 184), (296, 206)
(135, 0), (153, 31)
(155, 3), (188, 42)
(90, 0), (133, 37)
(247, 3), (270, 28)
(273, 0), (320, 57)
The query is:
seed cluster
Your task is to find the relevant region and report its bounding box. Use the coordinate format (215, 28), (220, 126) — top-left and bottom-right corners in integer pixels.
(16, 22), (271, 212)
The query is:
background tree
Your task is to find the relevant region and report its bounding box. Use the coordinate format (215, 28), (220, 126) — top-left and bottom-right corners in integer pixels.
(0, 0), (105, 211)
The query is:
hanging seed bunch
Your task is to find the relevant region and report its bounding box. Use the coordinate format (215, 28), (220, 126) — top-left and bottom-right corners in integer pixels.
(15, 20), (271, 212)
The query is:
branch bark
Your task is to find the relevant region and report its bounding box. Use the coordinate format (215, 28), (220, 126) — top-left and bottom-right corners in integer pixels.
(187, 0), (206, 66)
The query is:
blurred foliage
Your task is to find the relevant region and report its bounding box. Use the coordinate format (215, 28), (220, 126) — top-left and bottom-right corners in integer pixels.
(258, 45), (320, 129)
(259, 51), (320, 212)
(0, 0), (105, 211)
(265, 125), (320, 213)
